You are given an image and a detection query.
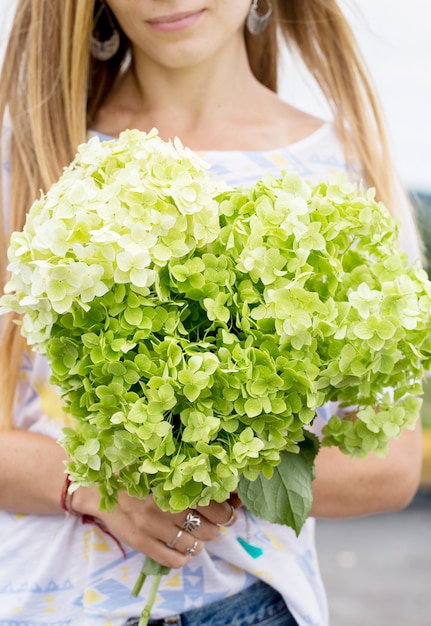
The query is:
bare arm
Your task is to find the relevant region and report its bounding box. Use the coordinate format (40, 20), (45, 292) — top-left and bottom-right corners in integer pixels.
(310, 420), (423, 518)
(0, 428), (236, 568)
(0, 428), (66, 514)
(0, 419), (423, 539)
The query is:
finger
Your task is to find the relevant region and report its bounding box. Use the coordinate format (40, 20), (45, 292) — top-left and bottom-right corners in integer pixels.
(181, 511), (202, 533)
(144, 540), (199, 569)
(229, 492), (243, 509)
(169, 509), (220, 542)
(165, 531), (201, 558)
(184, 537), (200, 557)
(162, 530), (203, 563)
(128, 527), (204, 569)
(195, 500), (238, 528)
(165, 528), (184, 549)
(214, 501), (237, 527)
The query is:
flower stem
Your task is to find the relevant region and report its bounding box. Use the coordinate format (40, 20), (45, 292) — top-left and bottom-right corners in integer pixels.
(138, 574), (163, 626)
(131, 557), (171, 626)
(131, 567), (148, 598)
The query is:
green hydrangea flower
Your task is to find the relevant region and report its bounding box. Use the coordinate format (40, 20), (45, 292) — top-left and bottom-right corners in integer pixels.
(1, 130), (431, 535)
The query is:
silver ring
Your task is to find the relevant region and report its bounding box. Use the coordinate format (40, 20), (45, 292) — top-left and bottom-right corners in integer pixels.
(182, 512), (201, 533)
(166, 528), (183, 549)
(216, 502), (236, 527)
(185, 538), (199, 556)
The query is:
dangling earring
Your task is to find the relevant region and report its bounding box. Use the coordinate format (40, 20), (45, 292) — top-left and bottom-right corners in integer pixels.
(91, 1), (121, 61)
(246, 0), (273, 35)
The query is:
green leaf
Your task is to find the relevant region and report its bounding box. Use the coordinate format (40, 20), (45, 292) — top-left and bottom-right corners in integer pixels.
(237, 432), (319, 535)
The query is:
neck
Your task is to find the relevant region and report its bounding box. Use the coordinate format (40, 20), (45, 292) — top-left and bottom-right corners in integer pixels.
(100, 37), (265, 148)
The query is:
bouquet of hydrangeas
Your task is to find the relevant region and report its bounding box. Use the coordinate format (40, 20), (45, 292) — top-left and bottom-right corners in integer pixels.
(2, 129), (431, 624)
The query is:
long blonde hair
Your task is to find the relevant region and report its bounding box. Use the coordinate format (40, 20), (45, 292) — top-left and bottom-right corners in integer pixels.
(0, 0), (411, 426)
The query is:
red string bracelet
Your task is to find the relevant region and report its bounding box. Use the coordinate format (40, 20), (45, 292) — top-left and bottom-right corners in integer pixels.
(60, 473), (76, 516)
(60, 473), (126, 558)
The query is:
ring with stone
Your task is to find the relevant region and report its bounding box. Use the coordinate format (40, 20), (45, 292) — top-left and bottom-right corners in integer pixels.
(166, 528), (183, 549)
(185, 538), (199, 556)
(216, 502), (236, 528)
(182, 511), (201, 533)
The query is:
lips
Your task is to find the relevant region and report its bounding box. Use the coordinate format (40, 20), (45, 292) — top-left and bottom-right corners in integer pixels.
(146, 9), (205, 32)
(148, 10), (201, 24)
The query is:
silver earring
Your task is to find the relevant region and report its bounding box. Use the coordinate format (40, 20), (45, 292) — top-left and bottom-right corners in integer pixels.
(246, 0), (273, 35)
(91, 1), (121, 61)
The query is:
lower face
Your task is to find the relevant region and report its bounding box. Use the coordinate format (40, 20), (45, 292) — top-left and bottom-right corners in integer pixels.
(104, 0), (253, 70)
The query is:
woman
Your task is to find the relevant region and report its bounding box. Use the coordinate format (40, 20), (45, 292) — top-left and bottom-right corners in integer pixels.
(0, 1), (423, 625)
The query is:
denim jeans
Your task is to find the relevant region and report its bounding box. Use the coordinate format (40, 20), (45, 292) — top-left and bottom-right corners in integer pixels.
(123, 580), (298, 626)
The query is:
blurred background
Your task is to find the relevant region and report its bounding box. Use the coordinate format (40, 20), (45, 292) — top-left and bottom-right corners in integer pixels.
(1, 1), (430, 624)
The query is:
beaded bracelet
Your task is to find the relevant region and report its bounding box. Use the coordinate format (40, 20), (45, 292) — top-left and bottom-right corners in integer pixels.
(60, 472), (126, 557)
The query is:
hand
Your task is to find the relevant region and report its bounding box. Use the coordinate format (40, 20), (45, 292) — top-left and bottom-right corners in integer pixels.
(72, 487), (239, 568)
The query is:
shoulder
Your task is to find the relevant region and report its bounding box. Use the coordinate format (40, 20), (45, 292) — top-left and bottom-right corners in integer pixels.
(239, 88), (328, 151)
(272, 98), (325, 146)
